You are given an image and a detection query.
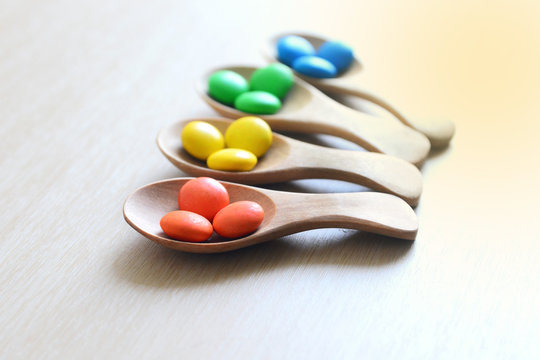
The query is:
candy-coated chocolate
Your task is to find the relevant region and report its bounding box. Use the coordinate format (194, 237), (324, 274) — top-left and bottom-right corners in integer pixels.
(181, 121), (225, 160)
(225, 116), (272, 157)
(213, 201), (264, 238)
(178, 177), (229, 221)
(277, 35), (315, 66)
(234, 91), (281, 115)
(160, 210), (213, 242)
(207, 148), (257, 172)
(249, 63), (294, 99)
(292, 55), (337, 78)
(317, 41), (354, 73)
(208, 70), (249, 105)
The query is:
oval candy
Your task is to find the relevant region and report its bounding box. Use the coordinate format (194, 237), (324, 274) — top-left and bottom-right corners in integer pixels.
(213, 201), (265, 238)
(317, 41), (354, 73)
(208, 70), (249, 105)
(292, 55), (337, 78)
(225, 116), (272, 157)
(178, 177), (229, 221)
(160, 210), (213, 242)
(207, 148), (257, 172)
(277, 35), (315, 67)
(234, 91), (281, 115)
(249, 63), (294, 99)
(181, 121), (225, 160)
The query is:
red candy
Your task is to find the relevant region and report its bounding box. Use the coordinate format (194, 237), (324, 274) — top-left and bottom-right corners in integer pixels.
(213, 201), (264, 238)
(178, 177), (229, 221)
(160, 210), (213, 242)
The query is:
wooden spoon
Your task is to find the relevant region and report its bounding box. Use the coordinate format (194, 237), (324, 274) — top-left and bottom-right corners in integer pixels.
(197, 66), (430, 166)
(157, 117), (422, 206)
(123, 178), (418, 253)
(264, 32), (455, 148)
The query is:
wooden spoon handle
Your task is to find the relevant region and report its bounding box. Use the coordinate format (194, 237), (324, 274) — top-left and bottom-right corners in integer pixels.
(287, 140), (422, 206)
(321, 81), (455, 148)
(304, 99), (431, 166)
(260, 190), (418, 241)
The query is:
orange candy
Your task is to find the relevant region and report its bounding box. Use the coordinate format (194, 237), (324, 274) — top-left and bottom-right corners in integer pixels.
(213, 201), (264, 238)
(178, 177), (229, 221)
(160, 210), (213, 242)
(161, 178), (264, 243)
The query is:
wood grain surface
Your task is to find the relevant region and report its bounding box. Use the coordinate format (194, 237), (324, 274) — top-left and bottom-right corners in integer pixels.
(1, 0), (539, 359)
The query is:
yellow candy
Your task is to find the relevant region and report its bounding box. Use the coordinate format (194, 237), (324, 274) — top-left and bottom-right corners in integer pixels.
(181, 121), (225, 160)
(225, 116), (272, 157)
(207, 148), (257, 171)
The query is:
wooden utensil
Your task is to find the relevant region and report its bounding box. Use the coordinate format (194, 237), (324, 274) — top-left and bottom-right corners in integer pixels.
(157, 117), (423, 206)
(264, 32), (455, 148)
(123, 178), (418, 253)
(197, 66), (431, 166)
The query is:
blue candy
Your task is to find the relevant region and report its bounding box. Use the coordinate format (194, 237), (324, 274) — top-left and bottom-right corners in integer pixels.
(277, 35), (315, 67)
(292, 55), (337, 78)
(317, 41), (354, 73)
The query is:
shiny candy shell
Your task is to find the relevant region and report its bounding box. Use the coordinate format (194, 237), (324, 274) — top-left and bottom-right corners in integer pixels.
(317, 41), (354, 73)
(292, 55), (337, 78)
(208, 70), (249, 105)
(234, 91), (281, 115)
(181, 121), (225, 160)
(225, 116), (272, 157)
(249, 63), (294, 99)
(178, 177), (230, 221)
(160, 210), (213, 242)
(213, 201), (265, 238)
(277, 35), (315, 67)
(207, 148), (257, 172)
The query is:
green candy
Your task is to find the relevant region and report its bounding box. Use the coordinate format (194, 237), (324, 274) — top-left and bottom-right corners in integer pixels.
(234, 91), (281, 115)
(249, 63), (294, 99)
(208, 70), (249, 105)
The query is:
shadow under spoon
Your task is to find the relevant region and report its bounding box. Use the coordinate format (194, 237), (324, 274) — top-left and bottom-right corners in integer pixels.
(264, 31), (455, 148)
(197, 65), (431, 166)
(157, 117), (423, 206)
(123, 178), (418, 253)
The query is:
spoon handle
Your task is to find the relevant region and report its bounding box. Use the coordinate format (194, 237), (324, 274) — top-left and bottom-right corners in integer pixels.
(258, 190), (418, 242)
(287, 140), (422, 206)
(318, 81), (455, 148)
(305, 97), (431, 166)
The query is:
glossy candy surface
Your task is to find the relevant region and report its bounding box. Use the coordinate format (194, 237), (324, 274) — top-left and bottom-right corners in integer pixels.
(181, 121), (225, 160)
(213, 201), (265, 238)
(160, 210), (213, 242)
(292, 55), (337, 78)
(178, 177), (229, 221)
(234, 91), (281, 114)
(249, 63), (294, 99)
(207, 148), (257, 171)
(277, 35), (315, 66)
(317, 41), (354, 73)
(208, 70), (248, 105)
(225, 116), (272, 157)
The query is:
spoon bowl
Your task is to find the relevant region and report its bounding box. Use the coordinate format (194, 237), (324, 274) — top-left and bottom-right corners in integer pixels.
(123, 178), (418, 253)
(197, 65), (431, 166)
(157, 117), (423, 206)
(264, 31), (455, 148)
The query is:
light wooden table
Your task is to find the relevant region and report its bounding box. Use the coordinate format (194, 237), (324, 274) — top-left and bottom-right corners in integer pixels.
(1, 0), (539, 359)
